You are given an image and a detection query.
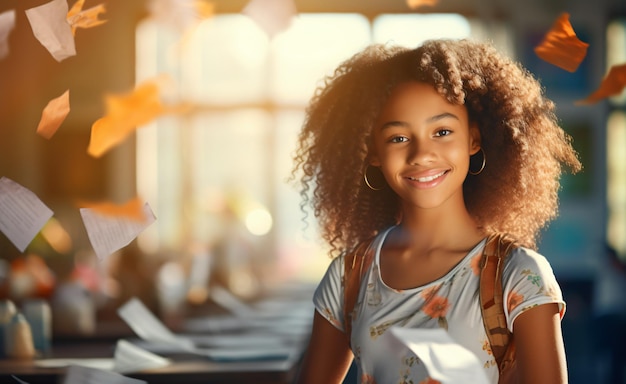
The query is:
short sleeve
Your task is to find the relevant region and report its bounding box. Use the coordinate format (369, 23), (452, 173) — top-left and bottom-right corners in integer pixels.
(312, 255), (346, 332)
(502, 247), (566, 332)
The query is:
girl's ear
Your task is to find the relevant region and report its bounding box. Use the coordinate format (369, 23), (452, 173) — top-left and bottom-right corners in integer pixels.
(469, 122), (482, 155)
(369, 155), (381, 167)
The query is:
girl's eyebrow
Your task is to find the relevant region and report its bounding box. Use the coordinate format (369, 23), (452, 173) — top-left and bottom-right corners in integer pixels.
(427, 112), (460, 123)
(379, 112), (460, 131)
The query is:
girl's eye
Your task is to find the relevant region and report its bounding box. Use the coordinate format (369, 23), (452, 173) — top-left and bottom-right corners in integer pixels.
(435, 129), (452, 137)
(389, 136), (408, 143)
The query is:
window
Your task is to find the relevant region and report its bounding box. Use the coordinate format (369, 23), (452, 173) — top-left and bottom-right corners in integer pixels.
(606, 19), (626, 259)
(135, 12), (513, 283)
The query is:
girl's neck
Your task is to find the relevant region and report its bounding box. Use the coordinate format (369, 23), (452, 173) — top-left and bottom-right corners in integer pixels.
(393, 202), (484, 251)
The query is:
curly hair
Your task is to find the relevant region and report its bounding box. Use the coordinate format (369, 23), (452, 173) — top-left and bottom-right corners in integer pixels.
(291, 39), (581, 257)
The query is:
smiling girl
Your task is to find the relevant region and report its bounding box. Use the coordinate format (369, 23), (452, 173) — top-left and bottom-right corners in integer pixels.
(292, 39), (581, 384)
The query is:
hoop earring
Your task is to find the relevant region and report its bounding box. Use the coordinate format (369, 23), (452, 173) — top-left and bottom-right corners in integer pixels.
(469, 148), (486, 176)
(364, 165), (385, 191)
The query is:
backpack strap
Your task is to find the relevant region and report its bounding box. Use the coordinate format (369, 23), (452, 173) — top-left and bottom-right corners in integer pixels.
(479, 233), (518, 377)
(343, 238), (376, 348)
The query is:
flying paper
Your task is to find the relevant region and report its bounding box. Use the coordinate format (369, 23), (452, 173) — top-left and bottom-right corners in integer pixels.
(25, 0), (76, 62)
(36, 90), (70, 139)
(147, 0), (214, 32)
(576, 63), (626, 105)
(80, 201), (156, 259)
(534, 13), (588, 73)
(0, 9), (16, 60)
(67, 0), (107, 36)
(87, 78), (186, 158)
(387, 327), (490, 384)
(0, 177), (54, 253)
(406, 0), (439, 9)
(242, 0), (297, 38)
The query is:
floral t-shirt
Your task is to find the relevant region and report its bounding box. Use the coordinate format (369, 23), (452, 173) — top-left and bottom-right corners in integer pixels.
(313, 227), (565, 384)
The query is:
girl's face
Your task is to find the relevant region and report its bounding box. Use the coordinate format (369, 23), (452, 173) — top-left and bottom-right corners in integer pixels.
(370, 81), (481, 211)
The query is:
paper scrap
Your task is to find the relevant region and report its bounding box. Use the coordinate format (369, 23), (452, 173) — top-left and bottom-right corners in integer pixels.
(242, 0), (297, 38)
(67, 0), (107, 36)
(79, 202), (156, 259)
(0, 9), (16, 60)
(576, 63), (626, 105)
(534, 13), (589, 73)
(147, 0), (214, 32)
(113, 339), (170, 374)
(210, 285), (256, 318)
(25, 0), (76, 62)
(406, 0), (439, 9)
(36, 89), (70, 139)
(0, 177), (53, 252)
(88, 78), (186, 158)
(62, 365), (147, 384)
(388, 327), (490, 384)
(117, 297), (194, 349)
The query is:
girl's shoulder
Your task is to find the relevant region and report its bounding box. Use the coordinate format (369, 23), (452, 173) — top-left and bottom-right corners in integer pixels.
(503, 245), (559, 281)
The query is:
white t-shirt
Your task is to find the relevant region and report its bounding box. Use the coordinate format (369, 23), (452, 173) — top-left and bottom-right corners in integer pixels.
(313, 226), (566, 384)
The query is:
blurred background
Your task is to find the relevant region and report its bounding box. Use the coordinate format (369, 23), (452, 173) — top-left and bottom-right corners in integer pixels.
(0, 0), (625, 382)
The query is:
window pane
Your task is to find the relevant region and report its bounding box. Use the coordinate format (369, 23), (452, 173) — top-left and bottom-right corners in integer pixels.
(607, 19), (626, 106)
(183, 15), (270, 104)
(270, 14), (371, 105)
(607, 111), (626, 257)
(274, 110), (330, 281)
(373, 14), (471, 47)
(188, 109), (272, 244)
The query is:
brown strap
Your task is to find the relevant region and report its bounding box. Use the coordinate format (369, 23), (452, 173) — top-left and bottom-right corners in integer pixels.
(343, 238), (375, 347)
(479, 233), (517, 375)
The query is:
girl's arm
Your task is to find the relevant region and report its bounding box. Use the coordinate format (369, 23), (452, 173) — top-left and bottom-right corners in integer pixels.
(296, 310), (354, 384)
(513, 303), (568, 384)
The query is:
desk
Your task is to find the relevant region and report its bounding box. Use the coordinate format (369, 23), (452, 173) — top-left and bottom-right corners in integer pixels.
(0, 341), (304, 384)
(0, 283), (315, 384)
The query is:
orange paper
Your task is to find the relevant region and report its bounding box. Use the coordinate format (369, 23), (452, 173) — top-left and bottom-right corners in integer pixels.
(36, 89), (70, 139)
(406, 0), (438, 9)
(576, 63), (626, 105)
(78, 197), (147, 222)
(88, 79), (170, 158)
(534, 13), (589, 73)
(67, 0), (107, 35)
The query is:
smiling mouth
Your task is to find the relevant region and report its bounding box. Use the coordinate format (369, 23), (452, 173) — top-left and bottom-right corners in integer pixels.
(407, 171), (447, 182)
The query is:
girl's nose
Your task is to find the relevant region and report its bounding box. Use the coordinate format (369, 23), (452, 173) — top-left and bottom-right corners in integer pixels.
(408, 140), (435, 165)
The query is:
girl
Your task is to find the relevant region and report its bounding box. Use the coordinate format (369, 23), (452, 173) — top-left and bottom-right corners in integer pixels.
(292, 39), (581, 384)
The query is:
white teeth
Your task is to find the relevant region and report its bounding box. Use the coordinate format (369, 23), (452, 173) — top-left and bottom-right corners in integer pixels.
(409, 171), (446, 182)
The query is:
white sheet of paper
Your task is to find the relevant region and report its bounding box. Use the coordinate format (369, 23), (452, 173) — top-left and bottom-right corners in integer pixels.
(25, 0), (76, 62)
(242, 0), (297, 38)
(0, 177), (53, 252)
(209, 285), (256, 317)
(62, 365), (146, 384)
(80, 202), (156, 259)
(0, 9), (16, 60)
(388, 327), (490, 384)
(113, 339), (170, 374)
(117, 297), (193, 349)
